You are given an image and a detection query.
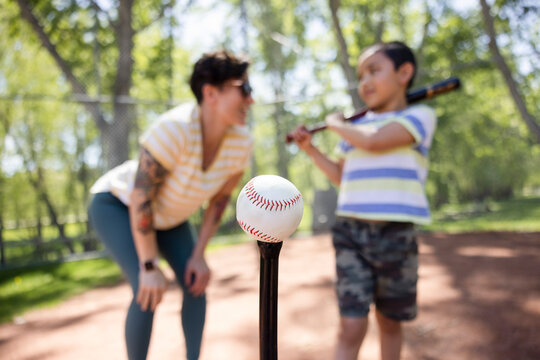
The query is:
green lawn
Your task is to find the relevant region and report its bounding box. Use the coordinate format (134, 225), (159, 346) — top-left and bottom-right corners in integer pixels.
(1, 196), (538, 324)
(0, 258), (122, 323)
(425, 196), (540, 233)
(0, 235), (252, 324)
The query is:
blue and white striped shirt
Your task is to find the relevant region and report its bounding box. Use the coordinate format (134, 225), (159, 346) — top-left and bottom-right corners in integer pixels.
(335, 104), (437, 225)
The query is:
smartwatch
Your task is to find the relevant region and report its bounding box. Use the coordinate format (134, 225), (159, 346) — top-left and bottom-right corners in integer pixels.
(141, 258), (159, 271)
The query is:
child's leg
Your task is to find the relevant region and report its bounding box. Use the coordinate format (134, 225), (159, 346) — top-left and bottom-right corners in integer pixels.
(157, 223), (205, 360)
(331, 217), (376, 360)
(375, 310), (402, 360)
(88, 192), (154, 360)
(373, 222), (418, 360)
(335, 316), (368, 360)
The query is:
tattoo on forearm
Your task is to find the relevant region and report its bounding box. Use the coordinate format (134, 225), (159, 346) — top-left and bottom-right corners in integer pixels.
(212, 194), (230, 224)
(133, 148), (168, 234)
(137, 200), (154, 234)
(134, 148), (168, 193)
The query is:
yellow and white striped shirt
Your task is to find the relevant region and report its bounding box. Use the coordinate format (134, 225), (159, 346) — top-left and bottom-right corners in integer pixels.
(90, 103), (253, 229)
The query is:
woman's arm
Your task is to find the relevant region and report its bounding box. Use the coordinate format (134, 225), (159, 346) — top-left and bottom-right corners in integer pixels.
(129, 147), (169, 311)
(184, 171), (245, 296)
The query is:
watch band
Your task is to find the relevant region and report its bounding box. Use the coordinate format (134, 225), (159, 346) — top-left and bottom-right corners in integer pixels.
(140, 258), (159, 271)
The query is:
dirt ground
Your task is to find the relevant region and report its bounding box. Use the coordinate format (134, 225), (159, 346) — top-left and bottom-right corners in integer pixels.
(1, 231), (539, 360)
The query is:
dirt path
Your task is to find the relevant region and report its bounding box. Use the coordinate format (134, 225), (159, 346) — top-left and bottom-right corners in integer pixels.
(1, 232), (539, 360)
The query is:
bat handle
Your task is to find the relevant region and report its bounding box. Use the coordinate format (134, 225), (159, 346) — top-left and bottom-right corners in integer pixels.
(285, 123), (327, 144)
(285, 109), (368, 144)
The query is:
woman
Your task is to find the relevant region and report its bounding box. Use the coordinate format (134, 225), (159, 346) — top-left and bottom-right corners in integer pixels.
(88, 50), (254, 360)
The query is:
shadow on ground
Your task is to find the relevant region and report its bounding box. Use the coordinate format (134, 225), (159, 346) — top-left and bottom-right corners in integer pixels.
(0, 232), (538, 360)
(406, 231), (540, 360)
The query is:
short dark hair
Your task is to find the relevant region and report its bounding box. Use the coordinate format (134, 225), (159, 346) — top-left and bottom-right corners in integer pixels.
(361, 41), (417, 88)
(189, 50), (250, 104)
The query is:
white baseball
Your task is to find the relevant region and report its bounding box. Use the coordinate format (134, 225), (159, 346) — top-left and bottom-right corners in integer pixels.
(236, 175), (303, 243)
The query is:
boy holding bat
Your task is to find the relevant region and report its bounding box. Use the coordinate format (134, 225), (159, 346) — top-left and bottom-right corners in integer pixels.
(289, 41), (437, 360)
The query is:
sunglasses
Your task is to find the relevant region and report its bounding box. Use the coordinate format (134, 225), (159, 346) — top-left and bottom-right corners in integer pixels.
(229, 80), (253, 98)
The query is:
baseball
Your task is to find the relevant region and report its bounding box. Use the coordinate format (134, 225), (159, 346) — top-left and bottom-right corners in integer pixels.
(236, 175), (303, 243)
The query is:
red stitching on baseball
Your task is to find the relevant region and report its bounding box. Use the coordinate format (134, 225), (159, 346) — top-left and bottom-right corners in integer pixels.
(237, 220), (281, 243)
(243, 179), (301, 212)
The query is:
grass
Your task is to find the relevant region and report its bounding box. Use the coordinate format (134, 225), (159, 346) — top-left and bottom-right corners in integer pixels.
(0, 234), (252, 324)
(1, 196), (538, 324)
(425, 196), (540, 233)
(3, 222), (88, 242)
(0, 258), (122, 323)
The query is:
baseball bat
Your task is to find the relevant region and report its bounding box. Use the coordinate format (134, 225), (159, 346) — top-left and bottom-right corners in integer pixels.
(285, 76), (461, 143)
(257, 240), (282, 360)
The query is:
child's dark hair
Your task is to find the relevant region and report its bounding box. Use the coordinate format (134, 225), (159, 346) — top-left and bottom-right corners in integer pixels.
(362, 41), (417, 89)
(190, 50), (250, 104)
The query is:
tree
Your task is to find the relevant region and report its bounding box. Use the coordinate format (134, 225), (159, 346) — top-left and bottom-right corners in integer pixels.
(15, 0), (189, 169)
(327, 0), (435, 107)
(1, 2), (79, 257)
(328, 0), (363, 110)
(245, 0), (311, 178)
(0, 112), (5, 266)
(479, 0), (540, 143)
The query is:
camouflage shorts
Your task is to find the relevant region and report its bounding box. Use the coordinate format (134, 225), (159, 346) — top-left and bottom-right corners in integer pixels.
(331, 217), (418, 321)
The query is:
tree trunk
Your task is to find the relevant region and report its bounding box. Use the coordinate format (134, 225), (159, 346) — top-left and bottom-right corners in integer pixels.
(479, 0), (540, 143)
(31, 167), (75, 254)
(0, 219), (4, 267)
(415, 0), (433, 84)
(110, 0), (136, 168)
(108, 105), (132, 168)
(16, 0), (107, 133)
(34, 199), (44, 260)
(328, 0), (363, 111)
(35, 196), (43, 244)
(240, 0), (258, 179)
(273, 74), (290, 179)
(7, 119), (76, 255)
(16, 0), (135, 169)
(0, 187), (4, 266)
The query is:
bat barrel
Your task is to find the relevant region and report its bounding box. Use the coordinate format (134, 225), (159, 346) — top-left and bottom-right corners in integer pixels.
(258, 240), (283, 360)
(406, 76), (461, 104)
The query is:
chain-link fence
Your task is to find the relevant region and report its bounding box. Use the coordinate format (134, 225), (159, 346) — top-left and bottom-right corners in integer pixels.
(1, 92), (342, 269)
(0, 96), (195, 269)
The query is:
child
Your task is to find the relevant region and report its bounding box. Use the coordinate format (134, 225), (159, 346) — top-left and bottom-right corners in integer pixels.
(289, 41), (437, 360)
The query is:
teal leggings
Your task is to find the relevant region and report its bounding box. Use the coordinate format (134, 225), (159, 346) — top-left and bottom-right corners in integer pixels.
(89, 192), (205, 360)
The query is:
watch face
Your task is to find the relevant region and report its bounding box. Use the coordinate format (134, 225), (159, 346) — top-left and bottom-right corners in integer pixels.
(144, 260), (155, 271)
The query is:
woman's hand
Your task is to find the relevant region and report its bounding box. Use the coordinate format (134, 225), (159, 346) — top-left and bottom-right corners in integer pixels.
(185, 255), (211, 297)
(137, 266), (168, 312)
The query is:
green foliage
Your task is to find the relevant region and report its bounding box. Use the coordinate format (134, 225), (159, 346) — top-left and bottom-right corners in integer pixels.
(1, 0), (539, 273)
(425, 196), (540, 233)
(427, 68), (534, 206)
(0, 234), (250, 324)
(3, 222), (88, 242)
(0, 257), (122, 323)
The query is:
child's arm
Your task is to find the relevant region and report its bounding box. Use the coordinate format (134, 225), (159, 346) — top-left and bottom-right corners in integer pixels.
(289, 125), (344, 185)
(326, 112), (415, 151)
